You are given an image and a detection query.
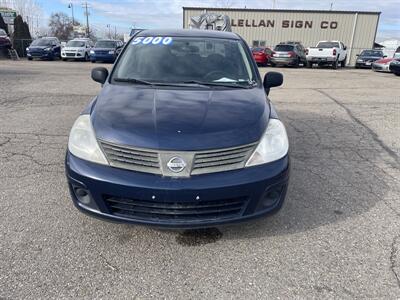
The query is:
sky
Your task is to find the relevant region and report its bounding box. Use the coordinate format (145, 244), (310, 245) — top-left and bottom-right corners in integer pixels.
(34, 0), (400, 41)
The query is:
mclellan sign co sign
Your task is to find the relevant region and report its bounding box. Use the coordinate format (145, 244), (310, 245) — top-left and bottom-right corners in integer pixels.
(231, 19), (339, 29)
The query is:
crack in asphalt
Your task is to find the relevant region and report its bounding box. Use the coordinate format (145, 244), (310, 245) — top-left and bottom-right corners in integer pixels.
(315, 89), (400, 167)
(390, 235), (400, 289)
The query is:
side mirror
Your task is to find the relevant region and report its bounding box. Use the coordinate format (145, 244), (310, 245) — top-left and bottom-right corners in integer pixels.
(343, 46), (347, 50)
(263, 72), (283, 95)
(356, 54), (359, 57)
(91, 67), (108, 84)
(384, 55), (387, 58)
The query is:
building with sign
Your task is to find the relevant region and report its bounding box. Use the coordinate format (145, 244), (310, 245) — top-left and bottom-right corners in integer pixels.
(182, 7), (381, 65)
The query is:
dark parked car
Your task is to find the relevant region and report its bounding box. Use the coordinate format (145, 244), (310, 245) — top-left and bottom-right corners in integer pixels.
(270, 43), (306, 67)
(0, 29), (11, 49)
(66, 29), (290, 228)
(389, 59), (400, 76)
(90, 39), (124, 63)
(26, 37), (61, 60)
(355, 49), (385, 68)
(252, 47), (273, 66)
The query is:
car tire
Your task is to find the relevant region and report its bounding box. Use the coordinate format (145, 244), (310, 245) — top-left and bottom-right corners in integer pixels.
(332, 59), (338, 70)
(395, 72), (400, 76)
(341, 57), (347, 68)
(306, 61), (313, 68)
(294, 58), (300, 68)
(84, 53), (89, 61)
(62, 58), (67, 61)
(91, 60), (96, 63)
(270, 62), (276, 67)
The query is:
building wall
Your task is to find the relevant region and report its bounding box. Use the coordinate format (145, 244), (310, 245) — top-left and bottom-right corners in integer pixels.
(183, 8), (380, 65)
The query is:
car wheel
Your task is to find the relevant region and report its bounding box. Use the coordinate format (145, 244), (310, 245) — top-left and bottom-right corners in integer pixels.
(395, 72), (400, 76)
(270, 62), (276, 67)
(332, 59), (338, 69)
(341, 57), (347, 68)
(306, 61), (312, 68)
(293, 58), (300, 68)
(62, 58), (67, 61)
(91, 60), (96, 63)
(28, 57), (32, 61)
(84, 53), (89, 61)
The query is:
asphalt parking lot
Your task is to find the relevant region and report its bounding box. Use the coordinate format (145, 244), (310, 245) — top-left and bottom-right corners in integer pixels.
(0, 60), (399, 298)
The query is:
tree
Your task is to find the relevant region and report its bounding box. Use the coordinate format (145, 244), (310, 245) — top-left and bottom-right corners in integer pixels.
(12, 15), (31, 56)
(48, 12), (73, 41)
(22, 21), (31, 39)
(0, 14), (8, 35)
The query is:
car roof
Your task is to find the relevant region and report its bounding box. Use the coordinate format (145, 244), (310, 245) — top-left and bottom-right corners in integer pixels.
(136, 29), (240, 40)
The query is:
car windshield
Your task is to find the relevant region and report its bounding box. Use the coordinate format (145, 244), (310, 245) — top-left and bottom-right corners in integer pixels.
(31, 39), (53, 46)
(95, 41), (116, 48)
(0, 29), (6, 36)
(361, 50), (382, 56)
(317, 42), (340, 48)
(67, 40), (86, 47)
(274, 45), (294, 52)
(393, 53), (400, 59)
(112, 36), (256, 87)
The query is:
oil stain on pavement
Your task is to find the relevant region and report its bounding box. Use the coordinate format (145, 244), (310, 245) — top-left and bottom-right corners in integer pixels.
(176, 228), (223, 246)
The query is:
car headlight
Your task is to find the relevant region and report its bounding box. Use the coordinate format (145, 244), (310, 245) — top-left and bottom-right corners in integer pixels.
(68, 114), (108, 165)
(90, 50), (95, 54)
(44, 47), (51, 51)
(108, 50), (115, 54)
(357, 59), (363, 62)
(26, 47), (29, 51)
(245, 119), (289, 167)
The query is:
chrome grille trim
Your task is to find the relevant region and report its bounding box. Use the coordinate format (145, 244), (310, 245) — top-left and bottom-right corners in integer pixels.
(100, 140), (161, 174)
(99, 139), (257, 176)
(192, 143), (256, 175)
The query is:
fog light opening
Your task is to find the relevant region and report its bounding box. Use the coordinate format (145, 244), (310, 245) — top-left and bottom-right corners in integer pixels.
(262, 185), (284, 208)
(73, 187), (92, 205)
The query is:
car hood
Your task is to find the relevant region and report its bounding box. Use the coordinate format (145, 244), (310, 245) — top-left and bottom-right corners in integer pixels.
(92, 47), (114, 51)
(63, 47), (85, 51)
(91, 84), (269, 151)
(28, 46), (49, 50)
(358, 56), (382, 61)
(374, 58), (393, 64)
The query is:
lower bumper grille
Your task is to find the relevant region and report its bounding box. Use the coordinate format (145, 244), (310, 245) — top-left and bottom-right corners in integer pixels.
(65, 53), (76, 57)
(104, 195), (248, 222)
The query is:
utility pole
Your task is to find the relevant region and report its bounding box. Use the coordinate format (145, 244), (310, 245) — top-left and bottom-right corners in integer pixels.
(82, 1), (90, 37)
(106, 24), (111, 39)
(114, 25), (117, 40)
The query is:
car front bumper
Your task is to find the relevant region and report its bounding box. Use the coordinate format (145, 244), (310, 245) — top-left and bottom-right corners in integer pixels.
(62, 52), (85, 59)
(27, 51), (54, 59)
(355, 61), (374, 68)
(372, 63), (391, 72)
(65, 151), (290, 228)
(90, 53), (115, 62)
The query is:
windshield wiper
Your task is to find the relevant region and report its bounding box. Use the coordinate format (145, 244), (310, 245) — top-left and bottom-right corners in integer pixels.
(181, 80), (253, 89)
(113, 77), (154, 85)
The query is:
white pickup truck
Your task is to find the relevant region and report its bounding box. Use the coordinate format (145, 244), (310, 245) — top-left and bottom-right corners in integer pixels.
(306, 41), (347, 69)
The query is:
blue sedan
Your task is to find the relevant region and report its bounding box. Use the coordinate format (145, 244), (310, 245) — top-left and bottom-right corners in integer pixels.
(90, 39), (123, 63)
(66, 29), (290, 228)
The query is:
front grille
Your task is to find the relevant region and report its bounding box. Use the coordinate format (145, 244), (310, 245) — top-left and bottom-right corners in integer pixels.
(192, 144), (255, 175)
(100, 140), (256, 176)
(95, 50), (109, 55)
(100, 140), (161, 174)
(104, 195), (248, 222)
(65, 53), (76, 57)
